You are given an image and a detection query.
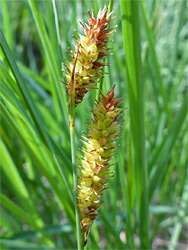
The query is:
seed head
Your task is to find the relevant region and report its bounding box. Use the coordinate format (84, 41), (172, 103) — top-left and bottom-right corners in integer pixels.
(77, 85), (124, 245)
(62, 6), (116, 106)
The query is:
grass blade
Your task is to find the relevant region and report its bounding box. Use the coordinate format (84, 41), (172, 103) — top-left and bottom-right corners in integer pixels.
(1, 0), (13, 51)
(0, 101), (75, 227)
(0, 194), (53, 246)
(0, 239), (54, 250)
(149, 92), (188, 200)
(167, 0), (187, 97)
(121, 0), (149, 248)
(168, 169), (188, 250)
(0, 29), (73, 202)
(28, 0), (68, 125)
(0, 140), (42, 224)
(140, 0), (168, 115)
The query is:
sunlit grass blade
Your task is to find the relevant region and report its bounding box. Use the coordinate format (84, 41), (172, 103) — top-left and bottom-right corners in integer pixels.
(0, 101), (75, 227)
(27, 0), (68, 125)
(52, 0), (62, 63)
(0, 29), (73, 202)
(0, 140), (43, 225)
(120, 0), (149, 248)
(1, 0), (13, 51)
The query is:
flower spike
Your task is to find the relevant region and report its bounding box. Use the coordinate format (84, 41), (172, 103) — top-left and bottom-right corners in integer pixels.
(62, 6), (116, 106)
(78, 85), (124, 245)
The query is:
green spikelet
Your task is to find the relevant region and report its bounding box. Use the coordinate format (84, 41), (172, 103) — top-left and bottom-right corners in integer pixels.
(77, 85), (124, 245)
(62, 6), (116, 106)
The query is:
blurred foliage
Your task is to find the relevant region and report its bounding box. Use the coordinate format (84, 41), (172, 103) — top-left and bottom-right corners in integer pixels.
(0, 0), (187, 249)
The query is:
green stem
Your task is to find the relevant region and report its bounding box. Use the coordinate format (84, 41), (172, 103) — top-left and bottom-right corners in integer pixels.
(69, 41), (83, 250)
(96, 0), (114, 102)
(69, 112), (82, 250)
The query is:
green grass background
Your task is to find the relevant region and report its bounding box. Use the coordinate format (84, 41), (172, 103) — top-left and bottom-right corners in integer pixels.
(0, 0), (187, 249)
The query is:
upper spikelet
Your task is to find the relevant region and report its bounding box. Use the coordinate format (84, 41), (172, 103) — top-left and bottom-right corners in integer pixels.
(77, 85), (124, 245)
(62, 6), (116, 106)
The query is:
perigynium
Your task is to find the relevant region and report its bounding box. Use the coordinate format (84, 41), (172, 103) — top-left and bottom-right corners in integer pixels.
(77, 85), (124, 245)
(62, 6), (116, 106)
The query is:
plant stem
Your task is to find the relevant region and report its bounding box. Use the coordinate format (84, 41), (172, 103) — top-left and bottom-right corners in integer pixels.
(69, 113), (82, 250)
(96, 0), (114, 102)
(69, 41), (82, 250)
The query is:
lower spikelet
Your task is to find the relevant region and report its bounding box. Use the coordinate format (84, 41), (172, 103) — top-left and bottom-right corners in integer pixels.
(77, 85), (124, 245)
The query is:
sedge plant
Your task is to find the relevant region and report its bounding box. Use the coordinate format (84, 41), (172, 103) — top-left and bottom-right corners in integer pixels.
(62, 5), (124, 248)
(1, 1), (187, 249)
